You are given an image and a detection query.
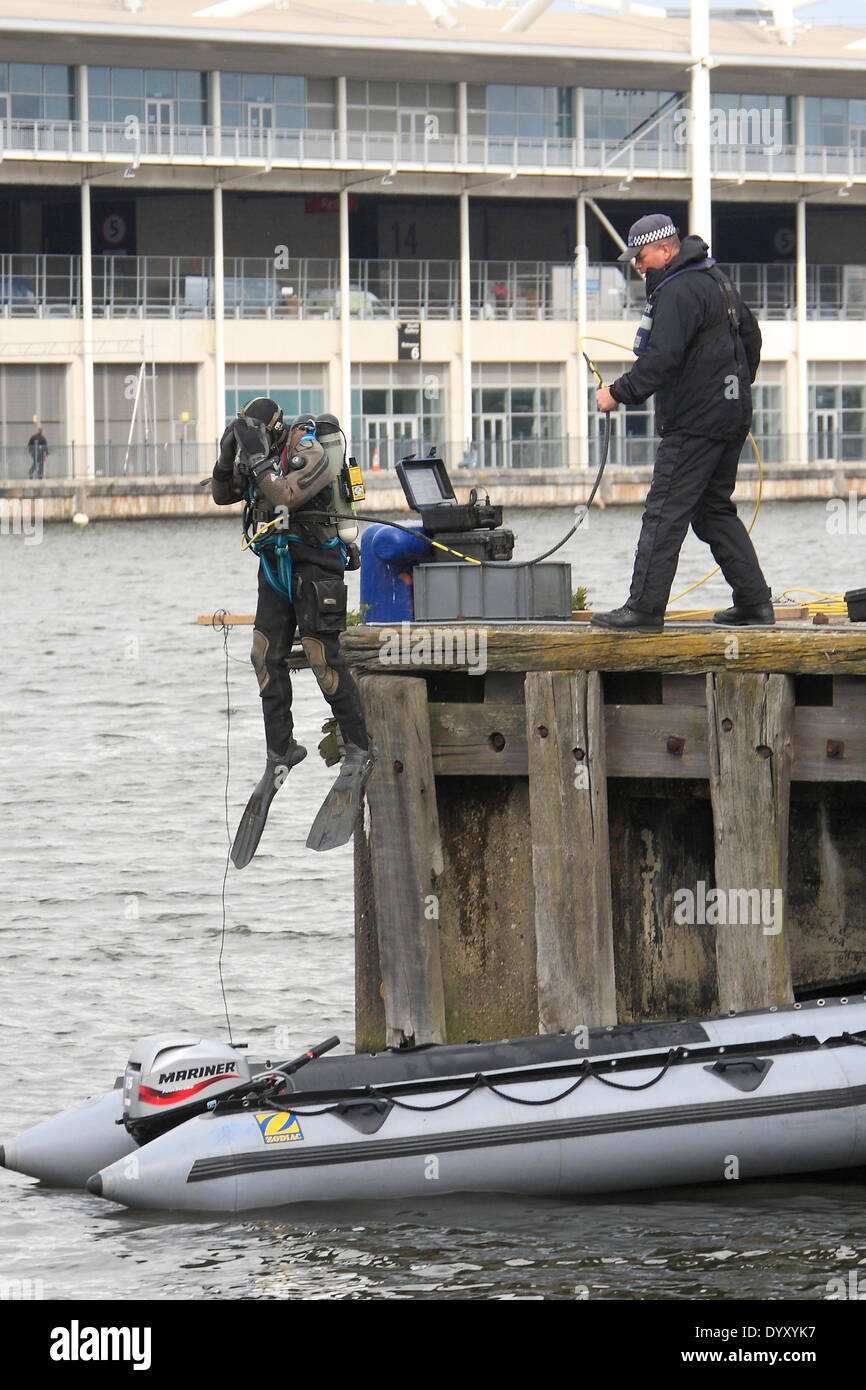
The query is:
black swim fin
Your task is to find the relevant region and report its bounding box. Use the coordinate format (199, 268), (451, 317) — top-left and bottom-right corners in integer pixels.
(231, 741), (307, 869)
(305, 743), (376, 853)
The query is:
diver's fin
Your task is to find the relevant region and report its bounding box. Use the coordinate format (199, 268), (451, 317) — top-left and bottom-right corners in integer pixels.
(305, 744), (376, 853)
(230, 742), (307, 869)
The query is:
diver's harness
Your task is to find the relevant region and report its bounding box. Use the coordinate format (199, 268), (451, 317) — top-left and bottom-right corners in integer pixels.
(242, 426), (360, 601)
(633, 257), (741, 357)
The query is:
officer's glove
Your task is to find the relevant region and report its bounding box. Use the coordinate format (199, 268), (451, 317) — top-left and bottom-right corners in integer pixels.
(232, 417), (276, 482)
(213, 422), (237, 478)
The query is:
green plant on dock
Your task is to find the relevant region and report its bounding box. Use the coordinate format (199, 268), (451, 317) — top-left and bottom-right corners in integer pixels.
(572, 586), (588, 611)
(347, 603), (371, 627)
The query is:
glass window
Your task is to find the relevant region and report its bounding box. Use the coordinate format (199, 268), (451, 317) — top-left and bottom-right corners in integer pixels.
(11, 95), (40, 119)
(113, 69), (144, 99)
(220, 73), (241, 102)
(178, 71), (203, 99)
(88, 68), (109, 96)
(368, 82), (397, 105)
(243, 73), (273, 102)
(275, 75), (304, 103)
(45, 66), (72, 95)
(362, 389), (389, 415)
(145, 71), (175, 98)
(10, 64), (41, 92)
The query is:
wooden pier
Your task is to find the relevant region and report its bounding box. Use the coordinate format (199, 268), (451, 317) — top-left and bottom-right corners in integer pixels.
(342, 623), (866, 1050)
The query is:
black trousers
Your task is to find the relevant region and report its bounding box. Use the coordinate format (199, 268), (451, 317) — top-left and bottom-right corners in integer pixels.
(628, 429), (772, 616)
(251, 561), (368, 756)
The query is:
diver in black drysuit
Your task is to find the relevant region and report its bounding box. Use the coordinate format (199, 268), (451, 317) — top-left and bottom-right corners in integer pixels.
(211, 399), (374, 866)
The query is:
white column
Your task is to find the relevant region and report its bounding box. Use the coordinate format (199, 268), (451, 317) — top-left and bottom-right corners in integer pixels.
(459, 187), (472, 449)
(337, 75), (348, 161)
(80, 180), (95, 477)
(574, 86), (584, 167)
(213, 183), (226, 437)
(794, 94), (805, 180)
(77, 65), (89, 152)
(457, 80), (468, 164)
(339, 184), (352, 435)
(575, 193), (588, 461)
(689, 0), (713, 244)
(211, 70), (222, 160)
(795, 197), (809, 464)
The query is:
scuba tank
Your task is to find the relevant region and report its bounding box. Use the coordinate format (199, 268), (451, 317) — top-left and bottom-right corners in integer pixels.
(315, 415), (361, 545)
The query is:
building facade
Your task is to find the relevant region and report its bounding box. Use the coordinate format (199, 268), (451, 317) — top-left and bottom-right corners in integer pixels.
(0, 0), (864, 477)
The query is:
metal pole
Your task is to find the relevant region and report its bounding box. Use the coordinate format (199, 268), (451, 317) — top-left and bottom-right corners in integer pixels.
(213, 182), (225, 438)
(689, 0), (713, 245)
(576, 193), (588, 464)
(795, 197), (809, 464)
(211, 70), (221, 160)
(459, 187), (472, 451)
(339, 184), (351, 436)
(80, 180), (95, 478)
(77, 64), (89, 151)
(337, 75), (347, 161)
(457, 80), (468, 164)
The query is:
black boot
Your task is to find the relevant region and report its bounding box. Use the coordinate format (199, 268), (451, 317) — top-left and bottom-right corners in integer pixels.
(231, 740), (308, 869)
(590, 605), (664, 633)
(712, 603), (775, 626)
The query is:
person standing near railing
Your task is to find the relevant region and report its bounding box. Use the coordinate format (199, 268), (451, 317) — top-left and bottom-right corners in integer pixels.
(27, 426), (49, 479)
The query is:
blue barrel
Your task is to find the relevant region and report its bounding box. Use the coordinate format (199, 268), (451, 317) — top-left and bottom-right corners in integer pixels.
(359, 523), (432, 622)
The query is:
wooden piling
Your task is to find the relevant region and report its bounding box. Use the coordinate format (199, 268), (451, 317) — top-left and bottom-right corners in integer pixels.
(525, 671), (616, 1030)
(707, 672), (795, 1011)
(358, 674), (447, 1047)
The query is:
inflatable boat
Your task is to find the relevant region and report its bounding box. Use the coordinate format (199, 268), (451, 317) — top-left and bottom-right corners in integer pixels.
(4, 996), (866, 1212)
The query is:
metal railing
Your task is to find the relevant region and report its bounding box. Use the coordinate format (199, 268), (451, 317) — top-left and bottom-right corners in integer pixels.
(3, 254), (866, 321)
(1, 433), (863, 480)
(3, 116), (866, 179)
(92, 257), (213, 318)
(0, 441), (213, 479)
(0, 255), (81, 317)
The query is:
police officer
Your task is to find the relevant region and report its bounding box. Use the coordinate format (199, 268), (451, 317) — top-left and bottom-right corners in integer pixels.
(591, 213), (773, 631)
(212, 398), (373, 866)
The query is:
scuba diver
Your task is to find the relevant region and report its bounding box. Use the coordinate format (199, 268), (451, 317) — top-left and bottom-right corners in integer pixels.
(211, 398), (375, 867)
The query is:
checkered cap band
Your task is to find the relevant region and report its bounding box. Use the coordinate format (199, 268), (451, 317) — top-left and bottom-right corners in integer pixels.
(629, 223), (677, 249)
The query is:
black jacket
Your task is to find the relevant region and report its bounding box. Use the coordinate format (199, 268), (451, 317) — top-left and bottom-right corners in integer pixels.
(610, 236), (762, 440)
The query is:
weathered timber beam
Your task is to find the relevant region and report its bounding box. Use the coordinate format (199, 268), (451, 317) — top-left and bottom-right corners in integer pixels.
(525, 671), (617, 1029)
(342, 624), (866, 676)
(426, 702), (866, 782)
(357, 675), (447, 1048)
(707, 672), (795, 1011)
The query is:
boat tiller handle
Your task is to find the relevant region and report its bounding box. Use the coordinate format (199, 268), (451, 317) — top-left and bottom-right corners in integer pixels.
(276, 1036), (341, 1077)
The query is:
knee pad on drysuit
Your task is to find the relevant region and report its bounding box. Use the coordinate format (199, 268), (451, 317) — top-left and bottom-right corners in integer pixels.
(301, 635), (340, 696)
(250, 629), (270, 692)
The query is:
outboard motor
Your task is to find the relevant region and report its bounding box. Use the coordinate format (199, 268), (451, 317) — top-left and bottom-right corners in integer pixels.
(123, 1034), (252, 1145)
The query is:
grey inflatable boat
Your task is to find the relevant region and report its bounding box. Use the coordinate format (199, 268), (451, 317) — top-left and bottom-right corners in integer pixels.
(4, 997), (866, 1212)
